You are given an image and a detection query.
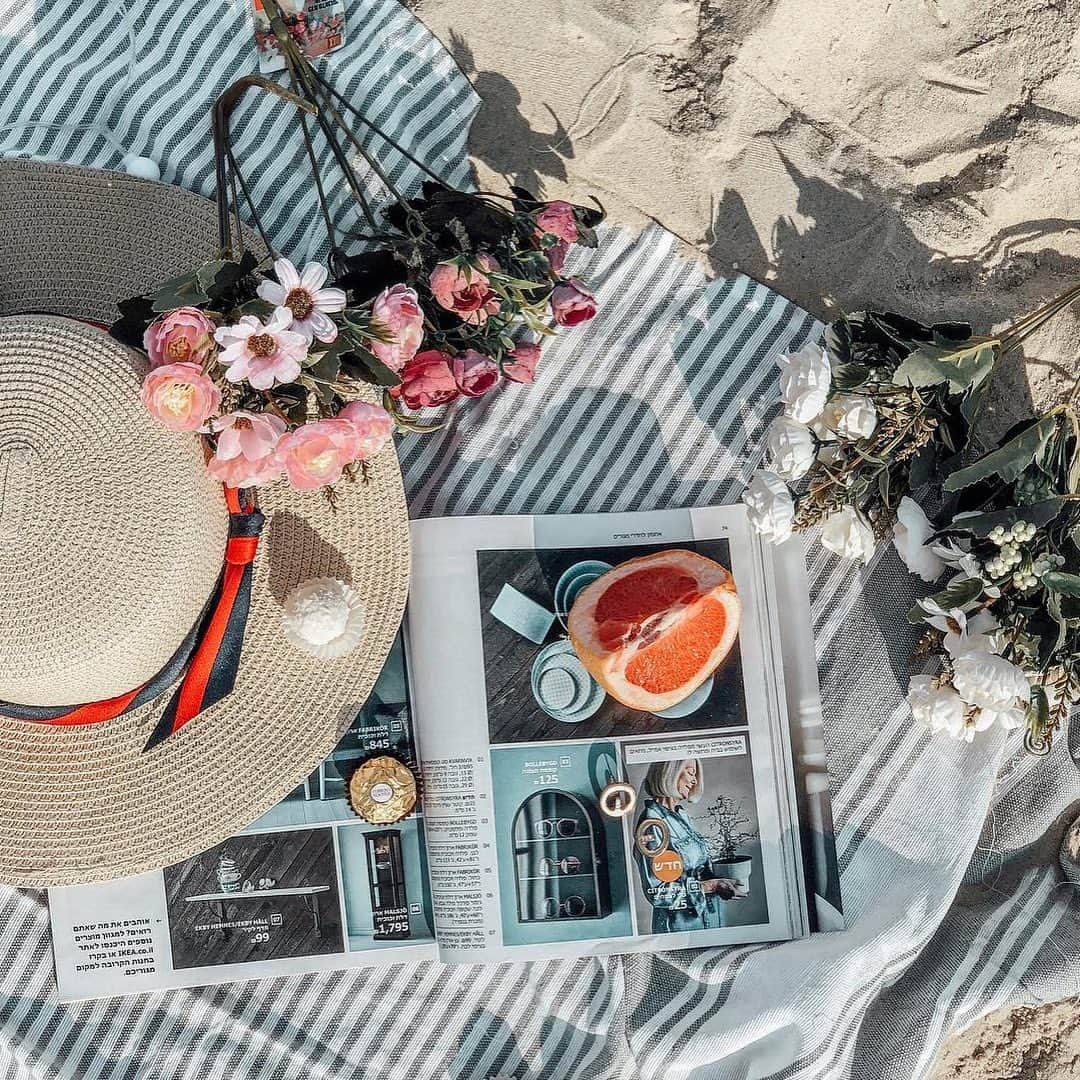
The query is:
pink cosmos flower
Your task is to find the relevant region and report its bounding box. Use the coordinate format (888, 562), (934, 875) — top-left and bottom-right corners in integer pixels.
(452, 349), (499, 398)
(206, 410), (287, 489)
(503, 342), (541, 385)
(550, 278), (598, 327)
(370, 284), (425, 372)
(141, 362), (221, 432)
(256, 257), (346, 343)
(276, 419), (365, 490)
(214, 309), (308, 391)
(338, 400), (395, 459)
(534, 201), (579, 244)
(429, 255), (500, 325)
(391, 350), (460, 410)
(143, 307), (217, 369)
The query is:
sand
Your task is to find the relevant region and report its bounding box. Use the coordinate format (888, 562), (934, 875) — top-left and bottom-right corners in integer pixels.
(410, 0), (1080, 1072)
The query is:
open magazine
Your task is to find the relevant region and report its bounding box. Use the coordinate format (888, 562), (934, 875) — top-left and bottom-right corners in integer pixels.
(49, 506), (842, 999)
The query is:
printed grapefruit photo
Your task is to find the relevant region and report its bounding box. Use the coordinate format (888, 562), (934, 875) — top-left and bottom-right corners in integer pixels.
(567, 550), (741, 713)
(477, 540), (748, 745)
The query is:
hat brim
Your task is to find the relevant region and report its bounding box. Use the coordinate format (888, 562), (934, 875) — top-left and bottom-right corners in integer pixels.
(0, 158), (410, 887)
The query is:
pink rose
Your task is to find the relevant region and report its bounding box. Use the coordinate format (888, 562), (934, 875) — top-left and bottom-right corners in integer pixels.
(206, 410), (286, 489)
(143, 307), (217, 369)
(503, 342), (541, 385)
(141, 362), (221, 432)
(550, 278), (598, 327)
(452, 349), (499, 398)
(534, 201), (579, 244)
(370, 284), (424, 372)
(429, 256), (501, 325)
(276, 419), (365, 490)
(338, 400), (395, 459)
(391, 350), (460, 410)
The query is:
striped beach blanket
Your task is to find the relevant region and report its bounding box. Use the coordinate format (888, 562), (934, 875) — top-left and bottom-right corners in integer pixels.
(1, 1), (1076, 1077)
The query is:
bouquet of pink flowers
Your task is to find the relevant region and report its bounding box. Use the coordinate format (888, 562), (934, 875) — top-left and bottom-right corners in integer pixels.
(112, 184), (602, 495)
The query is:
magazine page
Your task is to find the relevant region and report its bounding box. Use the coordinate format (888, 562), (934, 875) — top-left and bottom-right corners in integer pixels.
(49, 635), (437, 1002)
(408, 506), (816, 964)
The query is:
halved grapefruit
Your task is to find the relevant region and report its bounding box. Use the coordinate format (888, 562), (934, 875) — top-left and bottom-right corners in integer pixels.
(566, 550), (740, 713)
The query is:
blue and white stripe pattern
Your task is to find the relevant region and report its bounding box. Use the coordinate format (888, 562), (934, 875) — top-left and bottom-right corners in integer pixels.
(1, 1), (1078, 1077)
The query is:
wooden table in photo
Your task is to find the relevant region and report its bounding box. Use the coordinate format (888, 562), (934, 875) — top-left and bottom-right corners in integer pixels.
(183, 886), (332, 934)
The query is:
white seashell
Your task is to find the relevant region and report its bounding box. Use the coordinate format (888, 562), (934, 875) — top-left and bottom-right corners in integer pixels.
(281, 578), (366, 660)
(122, 155), (162, 181)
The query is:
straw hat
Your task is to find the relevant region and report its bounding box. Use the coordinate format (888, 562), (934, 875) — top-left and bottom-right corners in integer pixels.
(0, 157), (410, 887)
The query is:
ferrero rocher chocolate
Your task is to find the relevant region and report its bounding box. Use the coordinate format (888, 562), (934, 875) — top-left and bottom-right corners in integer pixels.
(349, 755), (418, 824)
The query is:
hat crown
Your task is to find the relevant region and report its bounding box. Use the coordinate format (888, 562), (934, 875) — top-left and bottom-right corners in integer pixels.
(0, 316), (227, 707)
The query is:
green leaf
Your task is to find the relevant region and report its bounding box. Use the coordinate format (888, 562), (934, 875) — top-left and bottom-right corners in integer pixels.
(110, 293), (157, 349)
(938, 499), (1065, 538)
(237, 298), (276, 318)
(892, 337), (999, 395)
(906, 575), (983, 623)
(1027, 684), (1051, 734)
(832, 362), (871, 390)
(306, 349), (342, 385)
(150, 270), (209, 312)
(823, 318), (853, 367)
(1042, 570), (1080, 597)
(342, 348), (402, 388)
(943, 415), (1060, 493)
(383, 391), (444, 432)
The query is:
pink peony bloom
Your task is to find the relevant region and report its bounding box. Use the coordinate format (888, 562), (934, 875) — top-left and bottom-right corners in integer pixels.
(141, 362), (222, 432)
(534, 200), (579, 244)
(276, 419), (365, 490)
(550, 278), (598, 327)
(429, 256), (500, 325)
(391, 350), (460, 410)
(207, 450), (284, 489)
(256, 257), (346, 343)
(338, 400), (395, 459)
(206, 410), (286, 488)
(452, 349), (499, 398)
(503, 341), (541, 385)
(214, 308), (308, 391)
(144, 307), (217, 369)
(369, 284), (425, 372)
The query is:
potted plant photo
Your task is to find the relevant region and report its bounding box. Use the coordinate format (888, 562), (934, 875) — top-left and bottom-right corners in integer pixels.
(699, 795), (758, 891)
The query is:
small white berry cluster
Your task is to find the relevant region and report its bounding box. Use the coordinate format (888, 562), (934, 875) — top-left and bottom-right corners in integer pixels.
(988, 521), (1037, 545)
(1033, 553), (1067, 577)
(983, 520), (1062, 590)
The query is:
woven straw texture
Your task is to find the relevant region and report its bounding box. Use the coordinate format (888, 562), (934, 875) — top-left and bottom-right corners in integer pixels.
(0, 160), (410, 888)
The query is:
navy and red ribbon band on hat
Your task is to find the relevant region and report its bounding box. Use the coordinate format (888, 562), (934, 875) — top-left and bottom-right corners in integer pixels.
(0, 486), (265, 753)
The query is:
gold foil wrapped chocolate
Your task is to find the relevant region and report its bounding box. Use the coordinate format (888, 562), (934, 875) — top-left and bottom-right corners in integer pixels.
(349, 755), (418, 824)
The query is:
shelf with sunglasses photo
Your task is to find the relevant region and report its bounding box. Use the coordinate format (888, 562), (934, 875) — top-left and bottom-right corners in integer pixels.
(491, 741), (634, 947)
(511, 790), (611, 923)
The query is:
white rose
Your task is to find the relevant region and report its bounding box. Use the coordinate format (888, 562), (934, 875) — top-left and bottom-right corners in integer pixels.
(952, 651), (1030, 731)
(892, 496), (946, 583)
(907, 676), (966, 738)
(822, 393), (877, 440)
(742, 470), (794, 544)
(776, 343), (831, 423)
(819, 505), (876, 563)
(766, 416), (816, 481)
(944, 609), (998, 659)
